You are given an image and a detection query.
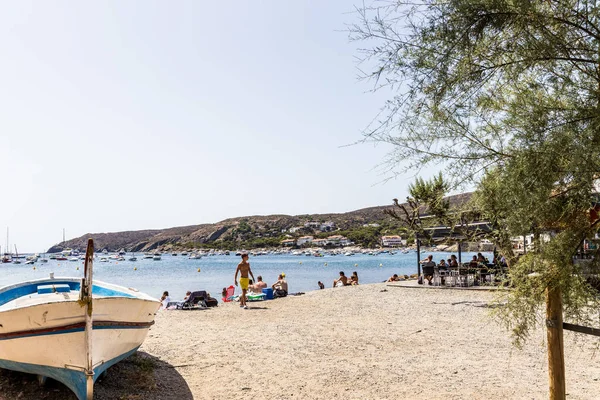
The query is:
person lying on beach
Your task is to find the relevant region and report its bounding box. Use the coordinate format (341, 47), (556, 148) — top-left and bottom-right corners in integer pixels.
(234, 253), (255, 309)
(333, 271), (349, 287)
(348, 271), (359, 285)
(386, 274), (400, 282)
(272, 274), (288, 298)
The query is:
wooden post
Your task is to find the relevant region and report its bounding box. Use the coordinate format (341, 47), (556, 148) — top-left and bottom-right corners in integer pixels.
(546, 285), (566, 400)
(416, 236), (421, 276)
(83, 239), (95, 399)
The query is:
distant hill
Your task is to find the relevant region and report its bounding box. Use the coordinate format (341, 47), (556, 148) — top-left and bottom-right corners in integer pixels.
(47, 193), (472, 253)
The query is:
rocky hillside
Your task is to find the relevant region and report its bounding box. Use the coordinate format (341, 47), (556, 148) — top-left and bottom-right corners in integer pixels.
(47, 193), (472, 253)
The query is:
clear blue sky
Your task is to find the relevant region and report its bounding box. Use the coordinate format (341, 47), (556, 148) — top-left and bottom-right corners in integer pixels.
(1, 1), (420, 252)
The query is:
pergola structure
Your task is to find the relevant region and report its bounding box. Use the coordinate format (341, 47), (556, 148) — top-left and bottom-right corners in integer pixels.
(415, 221), (494, 276)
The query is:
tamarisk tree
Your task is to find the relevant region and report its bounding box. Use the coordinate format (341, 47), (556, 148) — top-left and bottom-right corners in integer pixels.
(350, 1), (600, 398)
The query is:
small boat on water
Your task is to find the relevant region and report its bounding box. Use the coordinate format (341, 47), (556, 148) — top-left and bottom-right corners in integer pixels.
(0, 239), (160, 399)
(152, 255), (161, 261)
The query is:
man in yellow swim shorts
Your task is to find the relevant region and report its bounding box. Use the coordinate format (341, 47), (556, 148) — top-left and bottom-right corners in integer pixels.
(234, 253), (255, 309)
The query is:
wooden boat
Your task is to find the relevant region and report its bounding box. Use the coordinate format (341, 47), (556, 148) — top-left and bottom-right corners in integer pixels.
(0, 239), (160, 399)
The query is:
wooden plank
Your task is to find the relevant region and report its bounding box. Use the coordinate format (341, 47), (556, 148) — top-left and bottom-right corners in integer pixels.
(563, 322), (600, 337)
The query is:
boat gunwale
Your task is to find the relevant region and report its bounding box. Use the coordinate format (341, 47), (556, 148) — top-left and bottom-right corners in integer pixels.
(0, 277), (159, 305)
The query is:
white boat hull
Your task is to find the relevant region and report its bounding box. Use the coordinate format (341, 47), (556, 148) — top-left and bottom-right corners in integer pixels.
(0, 278), (160, 399)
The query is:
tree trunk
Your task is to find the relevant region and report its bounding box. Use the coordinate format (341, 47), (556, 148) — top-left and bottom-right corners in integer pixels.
(546, 286), (566, 400)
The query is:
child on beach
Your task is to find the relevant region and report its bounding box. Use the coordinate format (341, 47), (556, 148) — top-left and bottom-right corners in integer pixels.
(234, 253), (255, 309)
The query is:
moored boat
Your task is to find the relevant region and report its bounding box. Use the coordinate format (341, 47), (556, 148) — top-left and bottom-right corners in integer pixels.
(0, 239), (160, 399)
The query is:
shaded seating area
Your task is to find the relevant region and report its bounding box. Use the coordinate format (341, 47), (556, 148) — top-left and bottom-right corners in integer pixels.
(417, 222), (508, 288)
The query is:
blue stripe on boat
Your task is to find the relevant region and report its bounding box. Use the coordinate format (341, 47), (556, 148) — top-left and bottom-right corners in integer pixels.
(0, 323), (153, 341)
(0, 280), (135, 307)
(0, 346), (140, 400)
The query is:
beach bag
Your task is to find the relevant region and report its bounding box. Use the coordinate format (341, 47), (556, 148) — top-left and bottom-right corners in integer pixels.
(274, 289), (287, 298)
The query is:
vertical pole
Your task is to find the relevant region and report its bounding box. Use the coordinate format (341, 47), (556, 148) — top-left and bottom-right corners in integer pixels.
(546, 285), (566, 400)
(523, 235), (527, 255)
(458, 242), (462, 264)
(416, 235), (421, 276)
(83, 239), (95, 399)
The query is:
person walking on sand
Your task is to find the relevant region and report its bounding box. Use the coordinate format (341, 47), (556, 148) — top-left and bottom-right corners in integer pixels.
(234, 253), (255, 309)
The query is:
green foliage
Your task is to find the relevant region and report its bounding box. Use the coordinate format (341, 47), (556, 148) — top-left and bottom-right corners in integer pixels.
(352, 0), (600, 345)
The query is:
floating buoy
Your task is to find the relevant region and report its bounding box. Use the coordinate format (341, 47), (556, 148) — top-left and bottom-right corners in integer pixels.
(379, 263), (383, 267)
(57, 263), (61, 266)
(134, 267), (137, 271)
(324, 262), (327, 266)
(197, 268), (201, 272)
(33, 266), (36, 270)
(354, 263), (358, 267)
(76, 267), (79, 270)
(299, 262), (302, 265)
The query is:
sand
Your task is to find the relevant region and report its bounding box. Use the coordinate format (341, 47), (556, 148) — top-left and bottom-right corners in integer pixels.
(0, 283), (599, 399)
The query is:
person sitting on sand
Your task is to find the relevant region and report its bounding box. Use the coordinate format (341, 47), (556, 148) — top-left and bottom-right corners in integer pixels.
(318, 281), (325, 289)
(333, 271), (349, 287)
(160, 291), (171, 309)
(348, 271), (359, 285)
(272, 274), (288, 298)
(386, 274), (400, 282)
(249, 275), (268, 294)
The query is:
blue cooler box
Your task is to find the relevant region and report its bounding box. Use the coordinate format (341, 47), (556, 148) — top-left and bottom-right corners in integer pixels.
(262, 288), (274, 300)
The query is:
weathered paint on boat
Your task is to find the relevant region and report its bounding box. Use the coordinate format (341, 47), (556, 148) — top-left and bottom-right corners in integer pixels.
(0, 277), (160, 399)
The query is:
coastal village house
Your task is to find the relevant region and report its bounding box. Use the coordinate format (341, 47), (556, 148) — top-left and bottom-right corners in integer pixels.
(312, 238), (329, 247)
(327, 235), (353, 246)
(297, 236), (314, 246)
(303, 221), (337, 232)
(381, 235), (406, 247)
(280, 239), (296, 246)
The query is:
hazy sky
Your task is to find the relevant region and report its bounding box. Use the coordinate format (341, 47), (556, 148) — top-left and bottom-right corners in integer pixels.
(1, 1), (422, 252)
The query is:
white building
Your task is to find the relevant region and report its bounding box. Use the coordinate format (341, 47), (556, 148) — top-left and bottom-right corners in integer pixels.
(320, 221), (336, 231)
(281, 239), (296, 247)
(381, 235), (405, 247)
(312, 238), (329, 247)
(297, 236), (314, 246)
(326, 235), (353, 247)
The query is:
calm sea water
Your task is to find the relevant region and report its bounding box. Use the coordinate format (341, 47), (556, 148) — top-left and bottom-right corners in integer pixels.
(0, 251), (490, 301)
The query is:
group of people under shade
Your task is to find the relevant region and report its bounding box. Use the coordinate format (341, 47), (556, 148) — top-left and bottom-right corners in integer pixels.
(419, 252), (506, 285)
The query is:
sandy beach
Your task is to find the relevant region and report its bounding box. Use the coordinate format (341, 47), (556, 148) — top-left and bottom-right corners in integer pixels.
(1, 283), (599, 399)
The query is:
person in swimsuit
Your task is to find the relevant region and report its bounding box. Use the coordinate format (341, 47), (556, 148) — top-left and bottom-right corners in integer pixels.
(234, 253), (255, 309)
